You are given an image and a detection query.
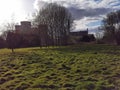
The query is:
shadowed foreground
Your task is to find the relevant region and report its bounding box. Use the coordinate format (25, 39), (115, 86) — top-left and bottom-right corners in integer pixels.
(0, 45), (120, 90)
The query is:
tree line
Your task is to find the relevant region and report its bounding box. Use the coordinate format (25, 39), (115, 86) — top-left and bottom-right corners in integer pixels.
(0, 3), (73, 52)
(1, 3), (119, 52)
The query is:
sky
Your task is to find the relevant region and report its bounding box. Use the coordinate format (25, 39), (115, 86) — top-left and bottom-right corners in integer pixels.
(0, 0), (120, 34)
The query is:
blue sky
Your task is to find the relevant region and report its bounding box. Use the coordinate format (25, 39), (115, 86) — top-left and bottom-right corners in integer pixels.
(87, 21), (102, 27)
(0, 0), (120, 33)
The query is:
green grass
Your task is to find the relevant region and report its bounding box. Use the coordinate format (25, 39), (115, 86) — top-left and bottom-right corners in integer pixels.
(0, 44), (120, 90)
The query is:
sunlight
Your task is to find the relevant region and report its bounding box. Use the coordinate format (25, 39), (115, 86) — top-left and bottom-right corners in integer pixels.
(0, 0), (25, 23)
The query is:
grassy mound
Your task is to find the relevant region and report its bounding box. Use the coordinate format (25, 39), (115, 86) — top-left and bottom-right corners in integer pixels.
(0, 45), (120, 90)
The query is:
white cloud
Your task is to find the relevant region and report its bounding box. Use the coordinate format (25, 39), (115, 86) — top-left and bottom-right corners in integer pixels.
(74, 16), (102, 31)
(34, 0), (120, 32)
(33, 0), (120, 9)
(34, 0), (48, 10)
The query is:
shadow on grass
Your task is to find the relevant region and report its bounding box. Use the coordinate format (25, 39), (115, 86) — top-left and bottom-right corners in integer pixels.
(30, 44), (120, 54)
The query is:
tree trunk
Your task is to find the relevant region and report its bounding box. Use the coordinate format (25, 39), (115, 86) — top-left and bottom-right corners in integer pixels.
(12, 48), (14, 53)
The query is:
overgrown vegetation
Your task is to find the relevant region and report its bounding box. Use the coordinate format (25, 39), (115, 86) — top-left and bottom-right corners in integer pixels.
(0, 45), (120, 90)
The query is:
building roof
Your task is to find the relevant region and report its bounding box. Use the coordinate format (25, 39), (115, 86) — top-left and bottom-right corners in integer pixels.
(70, 30), (88, 36)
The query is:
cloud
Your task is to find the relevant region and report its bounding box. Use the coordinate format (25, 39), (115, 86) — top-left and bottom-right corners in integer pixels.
(34, 0), (48, 10)
(34, 0), (120, 32)
(73, 16), (102, 31)
(69, 7), (111, 20)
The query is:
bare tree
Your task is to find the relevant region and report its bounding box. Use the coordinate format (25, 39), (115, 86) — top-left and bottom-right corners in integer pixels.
(34, 3), (73, 46)
(102, 10), (120, 45)
(0, 36), (5, 48)
(3, 21), (20, 53)
(6, 31), (15, 53)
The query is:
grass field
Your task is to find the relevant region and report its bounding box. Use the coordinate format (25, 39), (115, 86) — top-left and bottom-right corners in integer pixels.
(0, 44), (120, 90)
